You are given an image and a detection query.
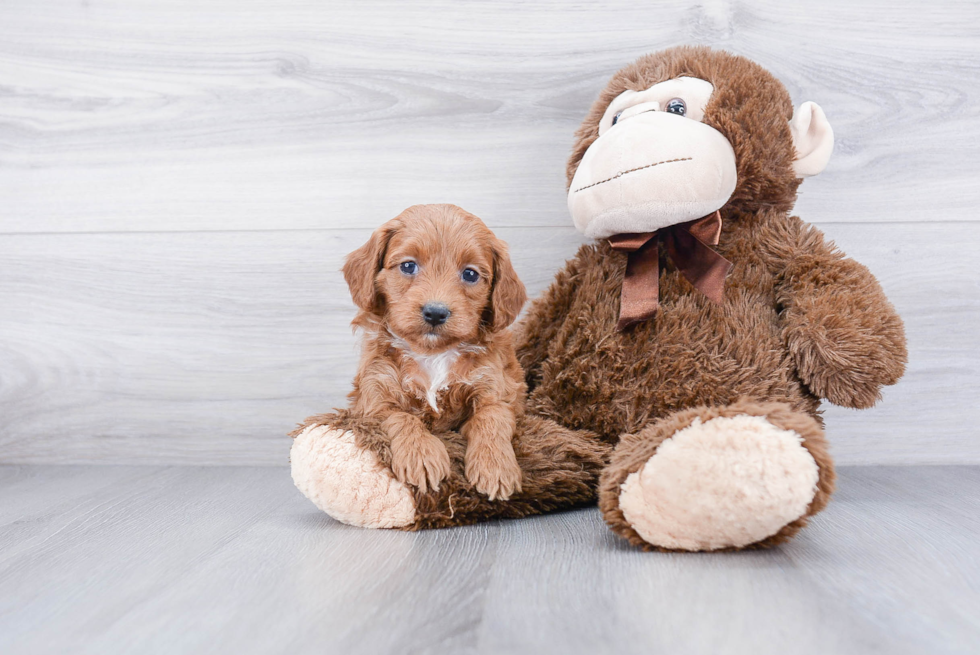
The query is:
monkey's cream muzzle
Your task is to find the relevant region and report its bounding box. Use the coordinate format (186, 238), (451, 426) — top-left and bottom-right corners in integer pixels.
(568, 111), (737, 240)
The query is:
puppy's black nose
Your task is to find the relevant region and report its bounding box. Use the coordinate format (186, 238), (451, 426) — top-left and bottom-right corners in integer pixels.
(422, 302), (451, 327)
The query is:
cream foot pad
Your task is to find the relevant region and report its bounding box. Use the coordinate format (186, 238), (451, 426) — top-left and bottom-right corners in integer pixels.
(291, 425), (416, 529)
(618, 414), (819, 550)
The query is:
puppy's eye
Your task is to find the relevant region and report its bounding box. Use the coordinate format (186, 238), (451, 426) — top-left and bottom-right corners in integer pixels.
(611, 110), (624, 126)
(399, 261), (418, 276)
(665, 98), (686, 116)
(461, 268), (480, 284)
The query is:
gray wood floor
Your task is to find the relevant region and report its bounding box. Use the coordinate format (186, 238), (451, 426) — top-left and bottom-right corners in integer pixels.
(1, 465), (977, 655)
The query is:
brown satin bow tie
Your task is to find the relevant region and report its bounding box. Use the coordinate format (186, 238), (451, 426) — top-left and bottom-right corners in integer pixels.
(607, 211), (733, 330)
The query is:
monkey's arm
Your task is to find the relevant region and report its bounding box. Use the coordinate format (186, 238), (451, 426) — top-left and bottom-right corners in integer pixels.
(770, 217), (907, 408)
(514, 252), (583, 391)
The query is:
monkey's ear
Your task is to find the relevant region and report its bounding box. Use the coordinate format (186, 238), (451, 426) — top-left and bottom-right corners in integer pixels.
(487, 237), (527, 332)
(343, 221), (398, 312)
(790, 101), (834, 178)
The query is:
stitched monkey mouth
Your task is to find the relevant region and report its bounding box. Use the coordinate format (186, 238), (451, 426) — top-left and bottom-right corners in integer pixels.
(573, 157), (693, 194)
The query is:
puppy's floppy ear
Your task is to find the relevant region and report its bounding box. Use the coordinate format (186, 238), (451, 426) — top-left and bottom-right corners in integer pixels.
(343, 220), (399, 312)
(487, 236), (527, 331)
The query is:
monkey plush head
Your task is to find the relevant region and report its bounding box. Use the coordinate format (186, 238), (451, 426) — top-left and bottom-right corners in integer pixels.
(567, 46), (834, 239)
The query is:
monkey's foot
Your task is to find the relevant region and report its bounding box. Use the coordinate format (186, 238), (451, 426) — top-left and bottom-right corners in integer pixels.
(291, 424), (416, 529)
(599, 400), (835, 551)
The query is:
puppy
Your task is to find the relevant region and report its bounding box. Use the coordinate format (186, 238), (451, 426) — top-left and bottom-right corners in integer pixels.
(343, 204), (528, 500)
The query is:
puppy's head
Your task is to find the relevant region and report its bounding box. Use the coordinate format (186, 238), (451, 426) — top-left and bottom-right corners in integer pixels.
(343, 204), (527, 353)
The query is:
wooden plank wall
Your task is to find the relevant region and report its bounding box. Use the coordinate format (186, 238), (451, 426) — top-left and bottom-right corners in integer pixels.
(1, 0), (978, 465)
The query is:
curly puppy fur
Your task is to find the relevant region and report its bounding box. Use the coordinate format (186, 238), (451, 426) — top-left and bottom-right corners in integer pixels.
(342, 204), (529, 501)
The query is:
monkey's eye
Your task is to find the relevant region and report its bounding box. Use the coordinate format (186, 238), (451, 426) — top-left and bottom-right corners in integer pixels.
(665, 98), (686, 116)
(461, 268), (480, 284)
(611, 110), (624, 126)
(399, 261), (418, 276)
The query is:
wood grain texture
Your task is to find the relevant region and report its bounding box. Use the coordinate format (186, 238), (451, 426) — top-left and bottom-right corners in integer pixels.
(1, 1), (978, 466)
(0, 464), (977, 655)
(1, 0), (978, 233)
(0, 222), (976, 465)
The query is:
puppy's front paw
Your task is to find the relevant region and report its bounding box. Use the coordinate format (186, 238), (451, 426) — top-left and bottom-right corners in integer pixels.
(390, 432), (451, 494)
(465, 443), (522, 501)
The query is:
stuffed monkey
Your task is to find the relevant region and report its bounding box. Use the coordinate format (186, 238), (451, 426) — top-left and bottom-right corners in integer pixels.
(291, 46), (907, 551)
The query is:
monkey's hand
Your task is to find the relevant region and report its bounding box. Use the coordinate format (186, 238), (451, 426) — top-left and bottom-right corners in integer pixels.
(778, 244), (907, 409)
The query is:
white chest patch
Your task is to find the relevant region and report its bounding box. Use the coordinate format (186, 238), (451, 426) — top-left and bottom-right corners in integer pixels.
(411, 349), (461, 412)
(387, 332), (486, 412)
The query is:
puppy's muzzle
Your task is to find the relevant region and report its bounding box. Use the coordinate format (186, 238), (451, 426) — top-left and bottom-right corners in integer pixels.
(422, 302), (451, 327)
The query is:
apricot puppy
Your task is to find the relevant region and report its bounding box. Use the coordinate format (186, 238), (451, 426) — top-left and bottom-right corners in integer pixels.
(342, 204), (528, 500)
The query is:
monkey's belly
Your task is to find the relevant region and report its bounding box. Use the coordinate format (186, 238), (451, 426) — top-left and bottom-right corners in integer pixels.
(528, 294), (816, 441)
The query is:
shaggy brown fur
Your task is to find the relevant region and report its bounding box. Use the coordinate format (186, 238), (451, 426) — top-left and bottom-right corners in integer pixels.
(517, 213), (907, 438)
(298, 47), (907, 550)
(343, 204), (529, 500)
